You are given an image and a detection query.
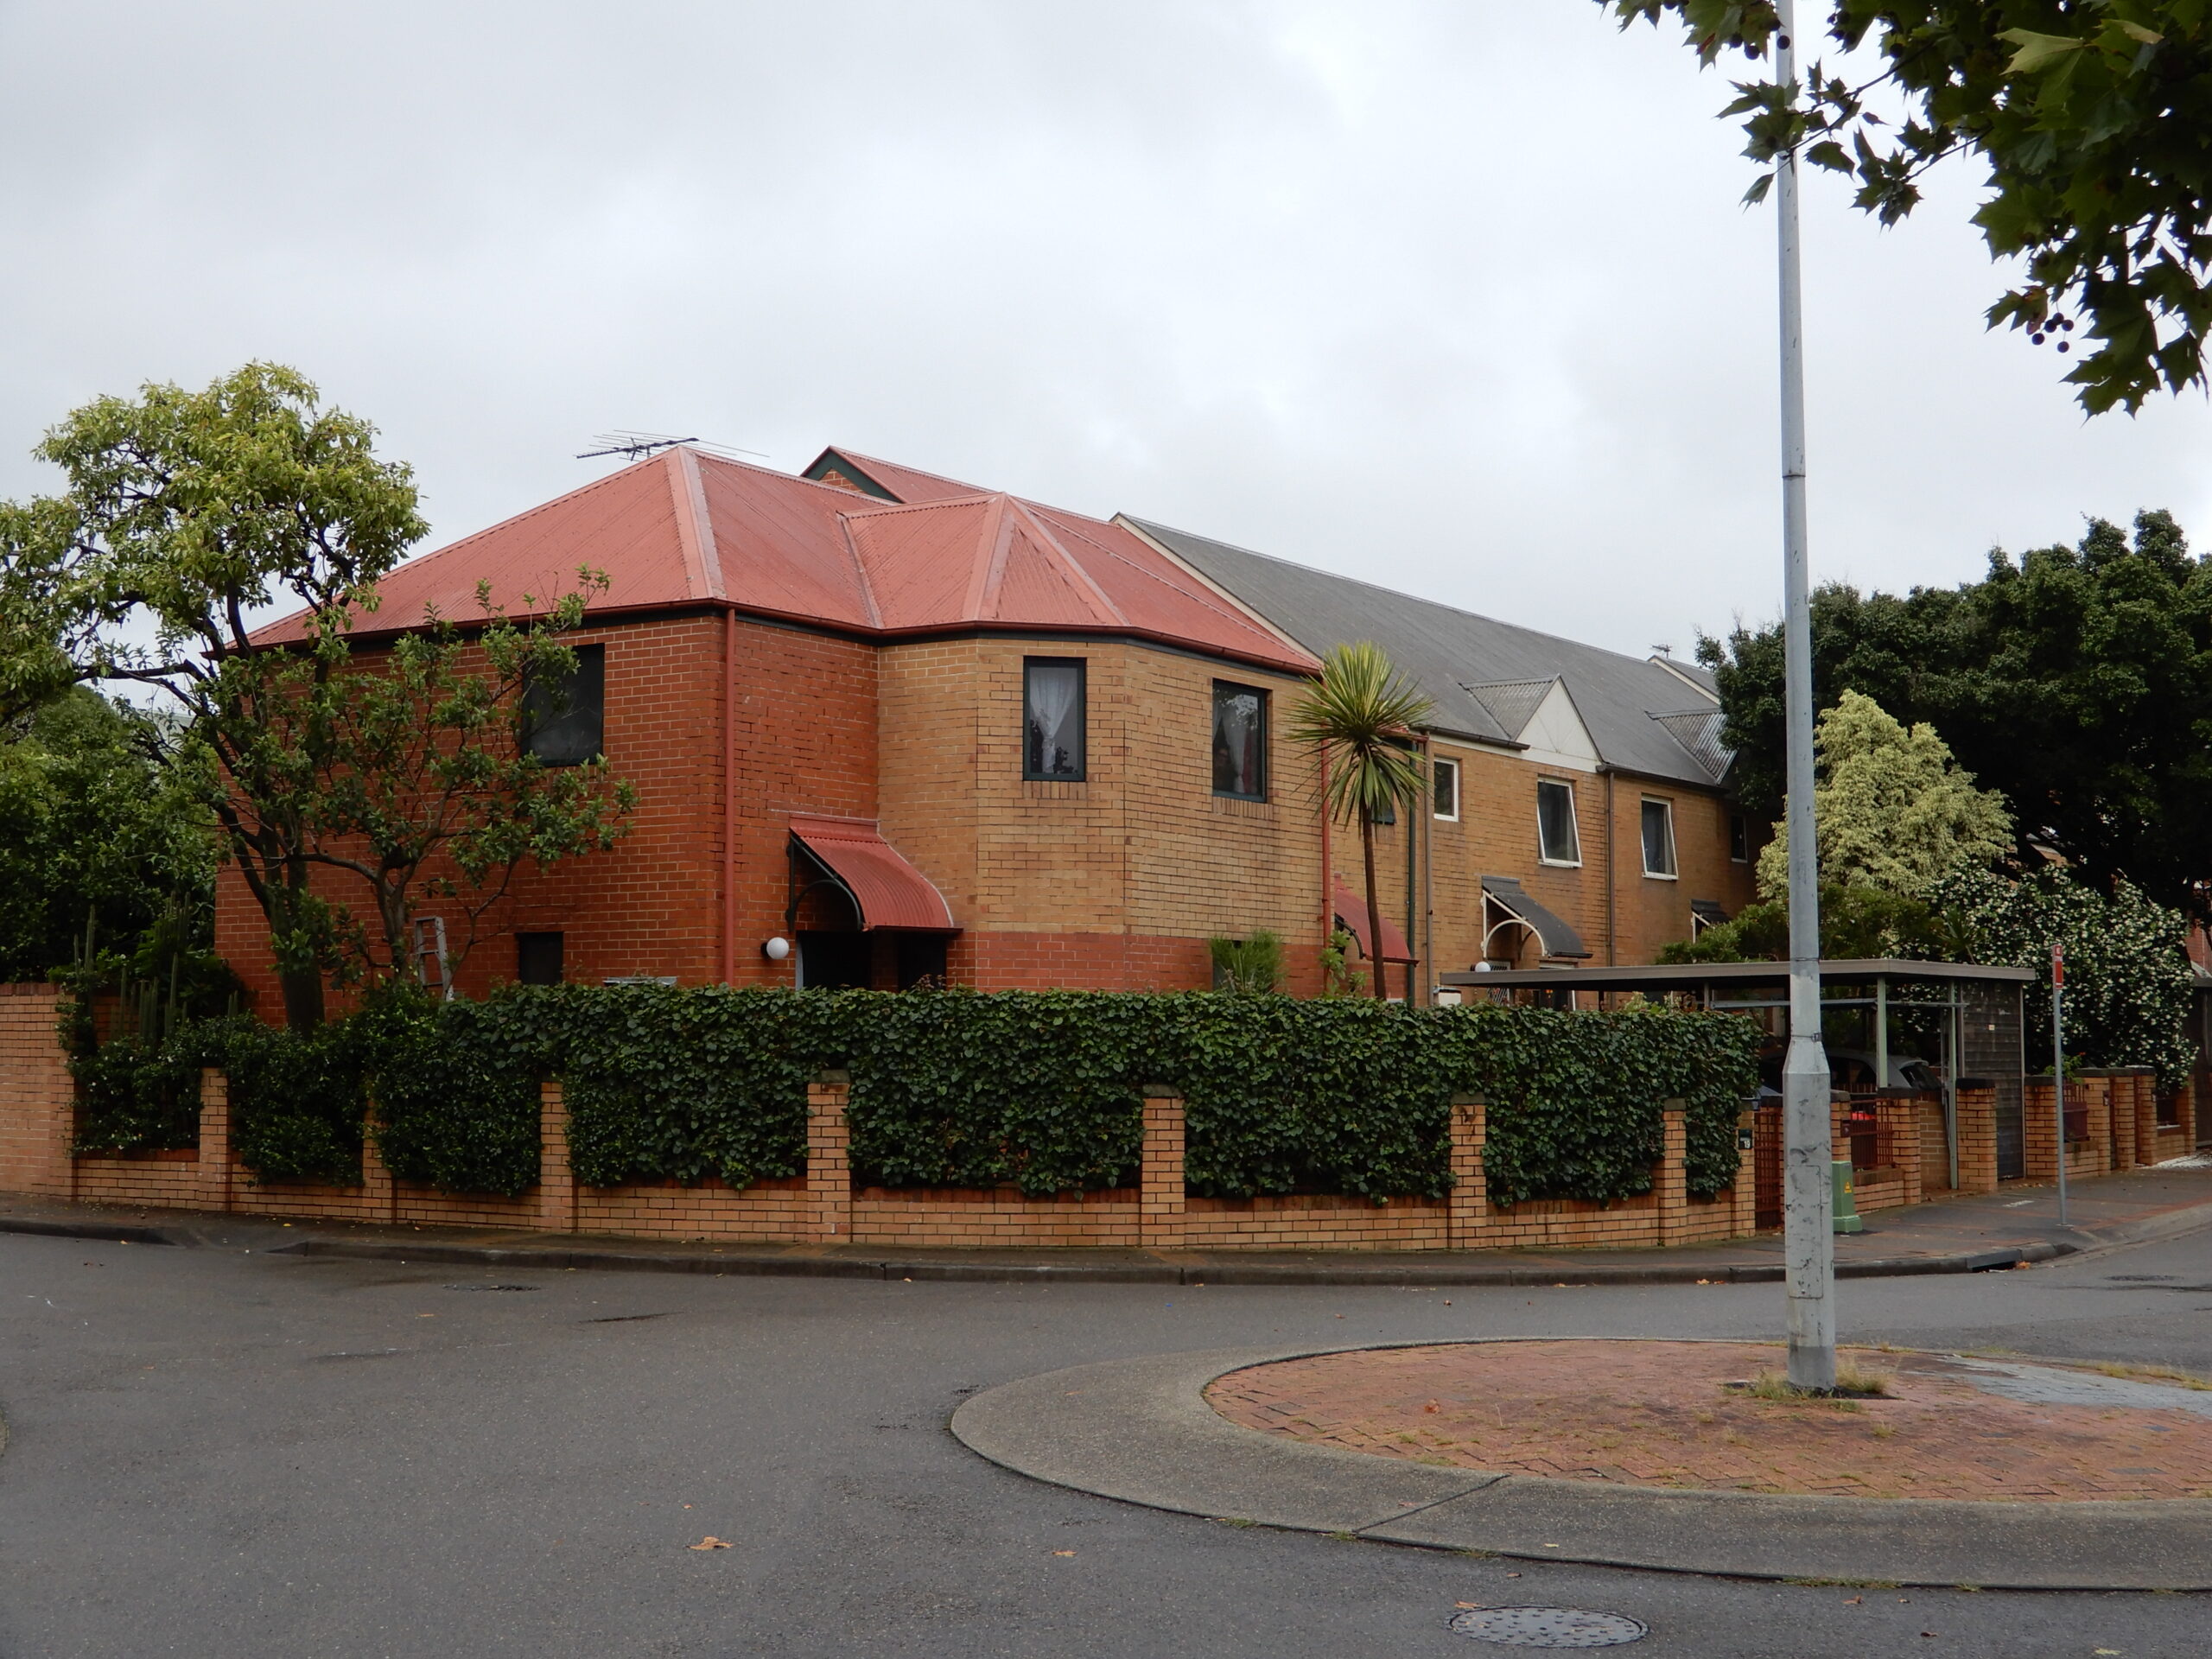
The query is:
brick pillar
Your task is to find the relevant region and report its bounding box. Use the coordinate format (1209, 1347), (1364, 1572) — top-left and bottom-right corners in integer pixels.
(1448, 1093), (1487, 1249)
(2132, 1070), (2158, 1169)
(1139, 1084), (1186, 1251)
(2108, 1073), (2137, 1171)
(2023, 1077), (2056, 1183)
(1656, 1101), (1687, 1246)
(0, 984), (77, 1198)
(538, 1080), (575, 1234)
(197, 1068), (234, 1214)
(1878, 1093), (1922, 1209)
(1955, 1082), (1998, 1194)
(1730, 1109), (1757, 1238)
(360, 1101), (397, 1224)
(808, 1070), (852, 1244)
(2177, 1078), (2198, 1155)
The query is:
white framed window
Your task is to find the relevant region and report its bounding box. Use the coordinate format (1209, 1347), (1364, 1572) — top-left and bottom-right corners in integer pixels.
(1433, 757), (1459, 821)
(1535, 778), (1580, 866)
(1641, 797), (1678, 879)
(1729, 812), (1750, 863)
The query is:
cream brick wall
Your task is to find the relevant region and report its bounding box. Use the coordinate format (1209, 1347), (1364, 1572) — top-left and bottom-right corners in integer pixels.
(877, 638), (1325, 988)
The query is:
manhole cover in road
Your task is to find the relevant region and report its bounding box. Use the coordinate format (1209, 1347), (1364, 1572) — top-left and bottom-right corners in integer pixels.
(1448, 1607), (1647, 1648)
(443, 1283), (538, 1292)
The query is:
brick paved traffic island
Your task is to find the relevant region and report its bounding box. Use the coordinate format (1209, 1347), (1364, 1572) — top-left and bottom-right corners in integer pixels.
(1205, 1339), (2212, 1503)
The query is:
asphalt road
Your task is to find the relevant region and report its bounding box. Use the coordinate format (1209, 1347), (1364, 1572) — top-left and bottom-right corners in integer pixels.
(3, 1222), (2209, 1659)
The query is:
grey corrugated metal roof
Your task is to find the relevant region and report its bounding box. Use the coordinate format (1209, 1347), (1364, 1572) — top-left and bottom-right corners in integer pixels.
(1127, 518), (1730, 789)
(1463, 678), (1554, 741)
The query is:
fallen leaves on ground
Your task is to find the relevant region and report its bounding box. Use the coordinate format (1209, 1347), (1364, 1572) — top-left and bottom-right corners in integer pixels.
(688, 1537), (732, 1551)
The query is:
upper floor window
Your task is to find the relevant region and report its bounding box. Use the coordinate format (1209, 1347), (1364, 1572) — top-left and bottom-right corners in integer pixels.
(1729, 812), (1751, 863)
(520, 644), (605, 766)
(1433, 757), (1460, 821)
(1023, 658), (1086, 780)
(1641, 797), (1678, 879)
(1537, 778), (1580, 865)
(1211, 681), (1268, 799)
(516, 931), (565, 986)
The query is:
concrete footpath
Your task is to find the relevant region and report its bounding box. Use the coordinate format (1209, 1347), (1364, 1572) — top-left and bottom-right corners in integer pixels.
(3, 1164), (2209, 1285)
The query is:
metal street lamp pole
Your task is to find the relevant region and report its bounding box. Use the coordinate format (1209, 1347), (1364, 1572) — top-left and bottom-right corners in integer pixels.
(1774, 0), (1836, 1392)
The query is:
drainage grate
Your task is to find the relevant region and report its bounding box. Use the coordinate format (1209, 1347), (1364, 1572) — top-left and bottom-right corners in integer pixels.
(1449, 1607), (1647, 1648)
(443, 1283), (538, 1293)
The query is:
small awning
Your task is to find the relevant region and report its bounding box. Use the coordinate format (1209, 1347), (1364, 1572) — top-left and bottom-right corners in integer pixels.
(1332, 880), (1414, 963)
(1482, 875), (1590, 960)
(788, 815), (957, 931)
(1690, 899), (1732, 930)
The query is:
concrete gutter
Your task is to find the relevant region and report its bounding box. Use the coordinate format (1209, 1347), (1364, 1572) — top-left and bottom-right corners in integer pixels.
(950, 1343), (2212, 1592)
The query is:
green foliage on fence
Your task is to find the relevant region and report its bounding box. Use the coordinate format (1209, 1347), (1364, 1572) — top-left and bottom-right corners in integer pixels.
(199, 1014), (368, 1185)
(58, 985), (1759, 1206)
(357, 994), (543, 1197)
(69, 1033), (202, 1154)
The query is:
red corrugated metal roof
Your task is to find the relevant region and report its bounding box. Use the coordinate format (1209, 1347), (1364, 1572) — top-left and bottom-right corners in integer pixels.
(254, 447), (1316, 674)
(1332, 880), (1414, 963)
(809, 448), (985, 504)
(789, 814), (956, 931)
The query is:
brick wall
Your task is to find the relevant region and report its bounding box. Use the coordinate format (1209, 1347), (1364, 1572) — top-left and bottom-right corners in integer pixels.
(878, 636), (1327, 993)
(0, 984), (72, 1198)
(1421, 744), (1758, 995)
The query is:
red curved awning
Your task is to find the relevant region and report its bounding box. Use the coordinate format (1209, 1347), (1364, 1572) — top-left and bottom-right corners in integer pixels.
(1332, 880), (1414, 963)
(789, 815), (957, 932)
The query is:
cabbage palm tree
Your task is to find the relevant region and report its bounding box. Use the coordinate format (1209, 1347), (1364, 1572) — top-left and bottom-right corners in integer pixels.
(1290, 642), (1432, 1000)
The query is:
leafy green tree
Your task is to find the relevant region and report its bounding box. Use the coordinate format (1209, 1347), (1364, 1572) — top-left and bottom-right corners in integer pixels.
(1289, 642), (1432, 1001)
(0, 364), (634, 1028)
(0, 688), (218, 982)
(314, 591), (636, 982)
(1929, 865), (2196, 1085)
(1754, 689), (2013, 899)
(1605, 3), (2212, 413)
(1703, 509), (2212, 925)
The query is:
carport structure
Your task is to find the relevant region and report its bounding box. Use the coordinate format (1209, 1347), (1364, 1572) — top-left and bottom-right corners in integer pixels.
(1437, 958), (2037, 1188)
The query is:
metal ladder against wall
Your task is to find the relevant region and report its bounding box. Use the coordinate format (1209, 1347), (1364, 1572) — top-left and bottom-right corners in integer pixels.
(411, 916), (454, 1001)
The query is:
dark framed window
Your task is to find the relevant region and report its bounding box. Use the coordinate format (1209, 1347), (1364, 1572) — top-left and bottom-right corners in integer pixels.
(1211, 681), (1268, 800)
(1433, 757), (1459, 821)
(520, 644), (605, 766)
(1537, 779), (1581, 865)
(516, 931), (565, 986)
(1729, 812), (1751, 863)
(1641, 798), (1678, 878)
(1023, 658), (1086, 780)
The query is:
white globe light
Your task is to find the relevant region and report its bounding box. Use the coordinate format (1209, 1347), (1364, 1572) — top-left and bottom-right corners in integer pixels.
(762, 937), (791, 962)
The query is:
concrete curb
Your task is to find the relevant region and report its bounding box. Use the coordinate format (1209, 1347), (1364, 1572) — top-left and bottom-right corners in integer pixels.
(3, 1193), (2207, 1285)
(0, 1216), (176, 1247)
(950, 1342), (2212, 1591)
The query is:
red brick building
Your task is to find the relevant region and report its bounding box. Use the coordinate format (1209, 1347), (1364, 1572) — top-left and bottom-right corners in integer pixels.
(221, 446), (1757, 1007)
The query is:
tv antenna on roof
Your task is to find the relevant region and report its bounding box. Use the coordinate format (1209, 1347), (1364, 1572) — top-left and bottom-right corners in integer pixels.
(576, 429), (768, 463)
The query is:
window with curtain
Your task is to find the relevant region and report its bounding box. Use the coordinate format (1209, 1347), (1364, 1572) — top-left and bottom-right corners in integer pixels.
(1023, 658), (1086, 780)
(1641, 798), (1677, 878)
(1211, 682), (1268, 799)
(520, 644), (605, 766)
(1536, 779), (1580, 864)
(1433, 758), (1459, 821)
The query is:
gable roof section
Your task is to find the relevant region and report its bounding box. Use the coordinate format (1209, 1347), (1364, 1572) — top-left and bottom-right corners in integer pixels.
(255, 448), (1313, 673)
(1128, 518), (1732, 790)
(802, 446), (988, 505)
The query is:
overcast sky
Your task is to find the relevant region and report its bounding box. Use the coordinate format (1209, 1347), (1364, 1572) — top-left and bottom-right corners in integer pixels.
(4, 2), (2205, 662)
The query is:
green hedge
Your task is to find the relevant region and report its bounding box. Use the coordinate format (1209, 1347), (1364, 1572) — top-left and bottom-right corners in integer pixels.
(57, 986), (1760, 1205)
